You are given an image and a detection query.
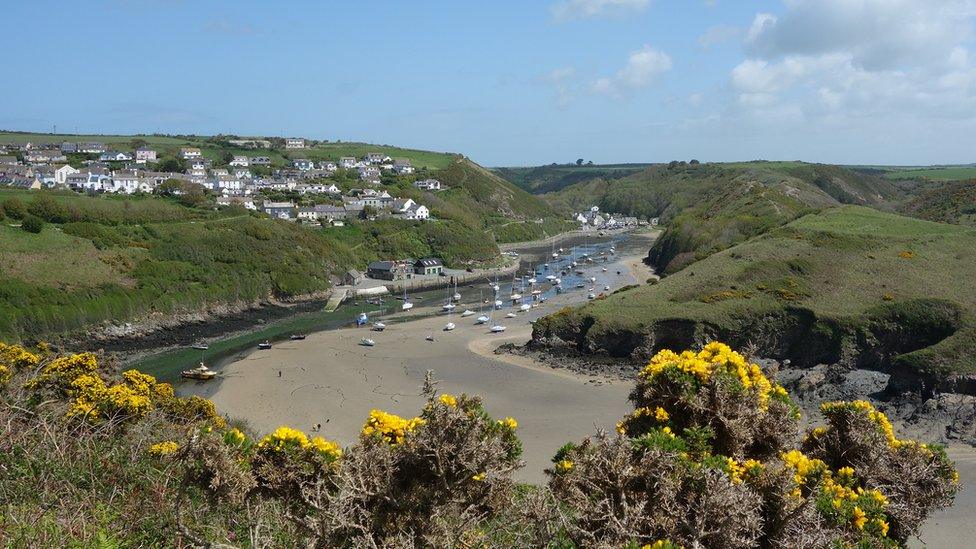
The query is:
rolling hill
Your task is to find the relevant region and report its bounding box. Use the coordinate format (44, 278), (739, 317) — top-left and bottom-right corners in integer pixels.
(899, 180), (976, 226)
(493, 163), (651, 195)
(534, 206), (976, 391)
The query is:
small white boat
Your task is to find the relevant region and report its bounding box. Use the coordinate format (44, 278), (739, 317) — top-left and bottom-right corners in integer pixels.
(520, 304), (531, 312)
(444, 322), (456, 331)
(491, 283), (500, 292)
(426, 335), (434, 341)
(476, 314), (490, 324)
(453, 292), (461, 301)
(442, 303), (456, 311)
(604, 285), (611, 291)
(510, 293), (522, 301)
(588, 293), (596, 300)
(490, 325), (507, 333)
(554, 278), (562, 285)
(357, 312), (369, 326)
(372, 322), (386, 331)
(506, 312), (517, 318)
(545, 275), (557, 281)
(493, 300), (503, 308)
(531, 289), (542, 296)
(589, 277), (597, 283)
(461, 309), (474, 317)
(576, 282), (585, 288)
(258, 341), (272, 350)
(360, 338), (375, 347)
(290, 333), (306, 341)
(402, 301), (414, 311)
(181, 362), (216, 380)
(190, 343), (209, 350)
(552, 252), (559, 258)
(559, 247), (565, 253)
(575, 269), (585, 275)
(528, 277), (537, 285)
(602, 267), (608, 272)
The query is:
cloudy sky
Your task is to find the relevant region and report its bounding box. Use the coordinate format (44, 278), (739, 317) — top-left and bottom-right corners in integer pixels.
(2, 0), (975, 166)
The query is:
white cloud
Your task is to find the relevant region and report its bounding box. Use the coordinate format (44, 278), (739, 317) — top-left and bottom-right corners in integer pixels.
(729, 1), (976, 125)
(540, 67), (578, 107)
(551, 0), (650, 21)
(699, 24), (741, 48)
(592, 45), (672, 98)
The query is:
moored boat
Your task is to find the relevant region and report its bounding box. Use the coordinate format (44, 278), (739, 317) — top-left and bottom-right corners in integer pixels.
(360, 338), (376, 347)
(258, 341), (272, 350)
(290, 334), (306, 341)
(181, 362), (216, 380)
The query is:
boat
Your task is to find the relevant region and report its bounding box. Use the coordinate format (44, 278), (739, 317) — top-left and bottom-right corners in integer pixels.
(357, 312), (369, 326)
(360, 338), (375, 347)
(181, 362), (217, 380)
(531, 289), (542, 296)
(290, 334), (306, 341)
(493, 299), (503, 309)
(452, 280), (461, 302)
(604, 285), (611, 291)
(490, 324), (507, 333)
(545, 274), (557, 281)
(575, 269), (585, 275)
(506, 312), (517, 318)
(442, 302), (456, 311)
(576, 282), (585, 288)
(190, 343), (209, 350)
(554, 278), (561, 285)
(589, 277), (597, 283)
(602, 267), (608, 272)
(588, 293), (596, 300)
(444, 322), (456, 331)
(401, 287), (414, 311)
(372, 322), (386, 331)
(258, 341), (272, 350)
(476, 314), (490, 324)
(461, 309), (475, 317)
(520, 304), (531, 312)
(426, 335), (435, 341)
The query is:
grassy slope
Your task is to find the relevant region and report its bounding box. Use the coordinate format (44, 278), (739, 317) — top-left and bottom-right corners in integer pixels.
(543, 162), (903, 273)
(883, 166), (976, 181)
(537, 206), (976, 382)
(493, 163), (652, 195)
(899, 180), (976, 226)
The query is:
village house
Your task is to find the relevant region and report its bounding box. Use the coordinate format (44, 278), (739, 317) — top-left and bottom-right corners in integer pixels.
(214, 174), (243, 194)
(227, 139), (271, 149)
(414, 178), (442, 191)
(319, 160), (337, 171)
(0, 155), (18, 165)
(99, 151), (133, 162)
(250, 156), (271, 165)
(338, 157), (357, 169)
(314, 204), (347, 221)
(392, 159), (414, 175)
(358, 165), (381, 182)
(60, 142), (78, 154)
(262, 201), (296, 219)
(229, 155), (249, 167)
(293, 159), (315, 171)
(342, 269), (363, 286)
(7, 175), (42, 190)
(413, 258), (443, 276)
(363, 152), (390, 164)
(285, 138), (305, 149)
(296, 207), (319, 222)
(135, 147), (157, 163)
(26, 149), (67, 163)
(401, 203), (430, 220)
(79, 142), (106, 154)
(34, 167), (57, 187)
(216, 196), (257, 210)
(179, 147), (202, 159)
(55, 164), (80, 186)
(233, 168), (252, 180)
(366, 260), (408, 281)
(302, 182), (340, 195)
(110, 170), (142, 194)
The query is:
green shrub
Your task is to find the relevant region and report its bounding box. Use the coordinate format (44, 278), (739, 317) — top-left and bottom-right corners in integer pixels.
(20, 214), (44, 233)
(2, 197), (26, 220)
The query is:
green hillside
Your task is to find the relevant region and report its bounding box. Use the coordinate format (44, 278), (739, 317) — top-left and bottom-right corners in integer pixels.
(493, 163), (651, 194)
(535, 206), (976, 388)
(899, 180), (976, 226)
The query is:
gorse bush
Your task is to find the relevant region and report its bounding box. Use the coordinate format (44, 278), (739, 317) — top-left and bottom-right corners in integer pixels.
(19, 214), (44, 234)
(0, 342), (959, 547)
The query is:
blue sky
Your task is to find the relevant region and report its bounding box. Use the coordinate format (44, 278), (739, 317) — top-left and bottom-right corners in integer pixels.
(2, 0), (975, 166)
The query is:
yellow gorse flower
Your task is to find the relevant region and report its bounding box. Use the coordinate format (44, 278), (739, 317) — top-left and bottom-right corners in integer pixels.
(555, 459), (574, 473)
(257, 425), (342, 460)
(471, 472), (486, 482)
(361, 409), (425, 445)
(852, 505), (867, 530)
(498, 417), (518, 430)
(640, 342), (784, 410)
(438, 393), (458, 407)
(149, 441), (179, 456)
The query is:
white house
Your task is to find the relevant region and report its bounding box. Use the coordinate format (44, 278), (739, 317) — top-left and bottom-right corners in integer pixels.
(179, 147), (202, 159)
(111, 170), (142, 194)
(229, 155), (249, 167)
(285, 138), (305, 149)
(135, 147), (157, 163)
(414, 178), (442, 191)
(55, 164), (80, 186)
(214, 174), (243, 193)
(392, 159), (414, 175)
(402, 203), (430, 220)
(26, 149), (67, 163)
(250, 156), (271, 165)
(99, 151), (133, 162)
(233, 168), (252, 179)
(363, 152), (390, 164)
(293, 159), (315, 171)
(263, 201), (296, 219)
(339, 157), (357, 169)
(319, 161), (337, 171)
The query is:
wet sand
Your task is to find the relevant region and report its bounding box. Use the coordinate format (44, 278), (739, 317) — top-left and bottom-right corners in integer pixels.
(187, 237), (654, 482)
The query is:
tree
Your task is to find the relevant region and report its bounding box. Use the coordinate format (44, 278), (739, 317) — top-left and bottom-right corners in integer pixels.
(20, 214), (44, 234)
(220, 151), (235, 166)
(156, 157), (184, 173)
(576, 158), (584, 166)
(28, 194), (71, 223)
(1, 197), (27, 220)
(177, 183), (208, 208)
(690, 159), (700, 165)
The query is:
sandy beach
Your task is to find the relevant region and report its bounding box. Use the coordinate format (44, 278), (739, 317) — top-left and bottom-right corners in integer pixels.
(186, 234), (657, 482)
